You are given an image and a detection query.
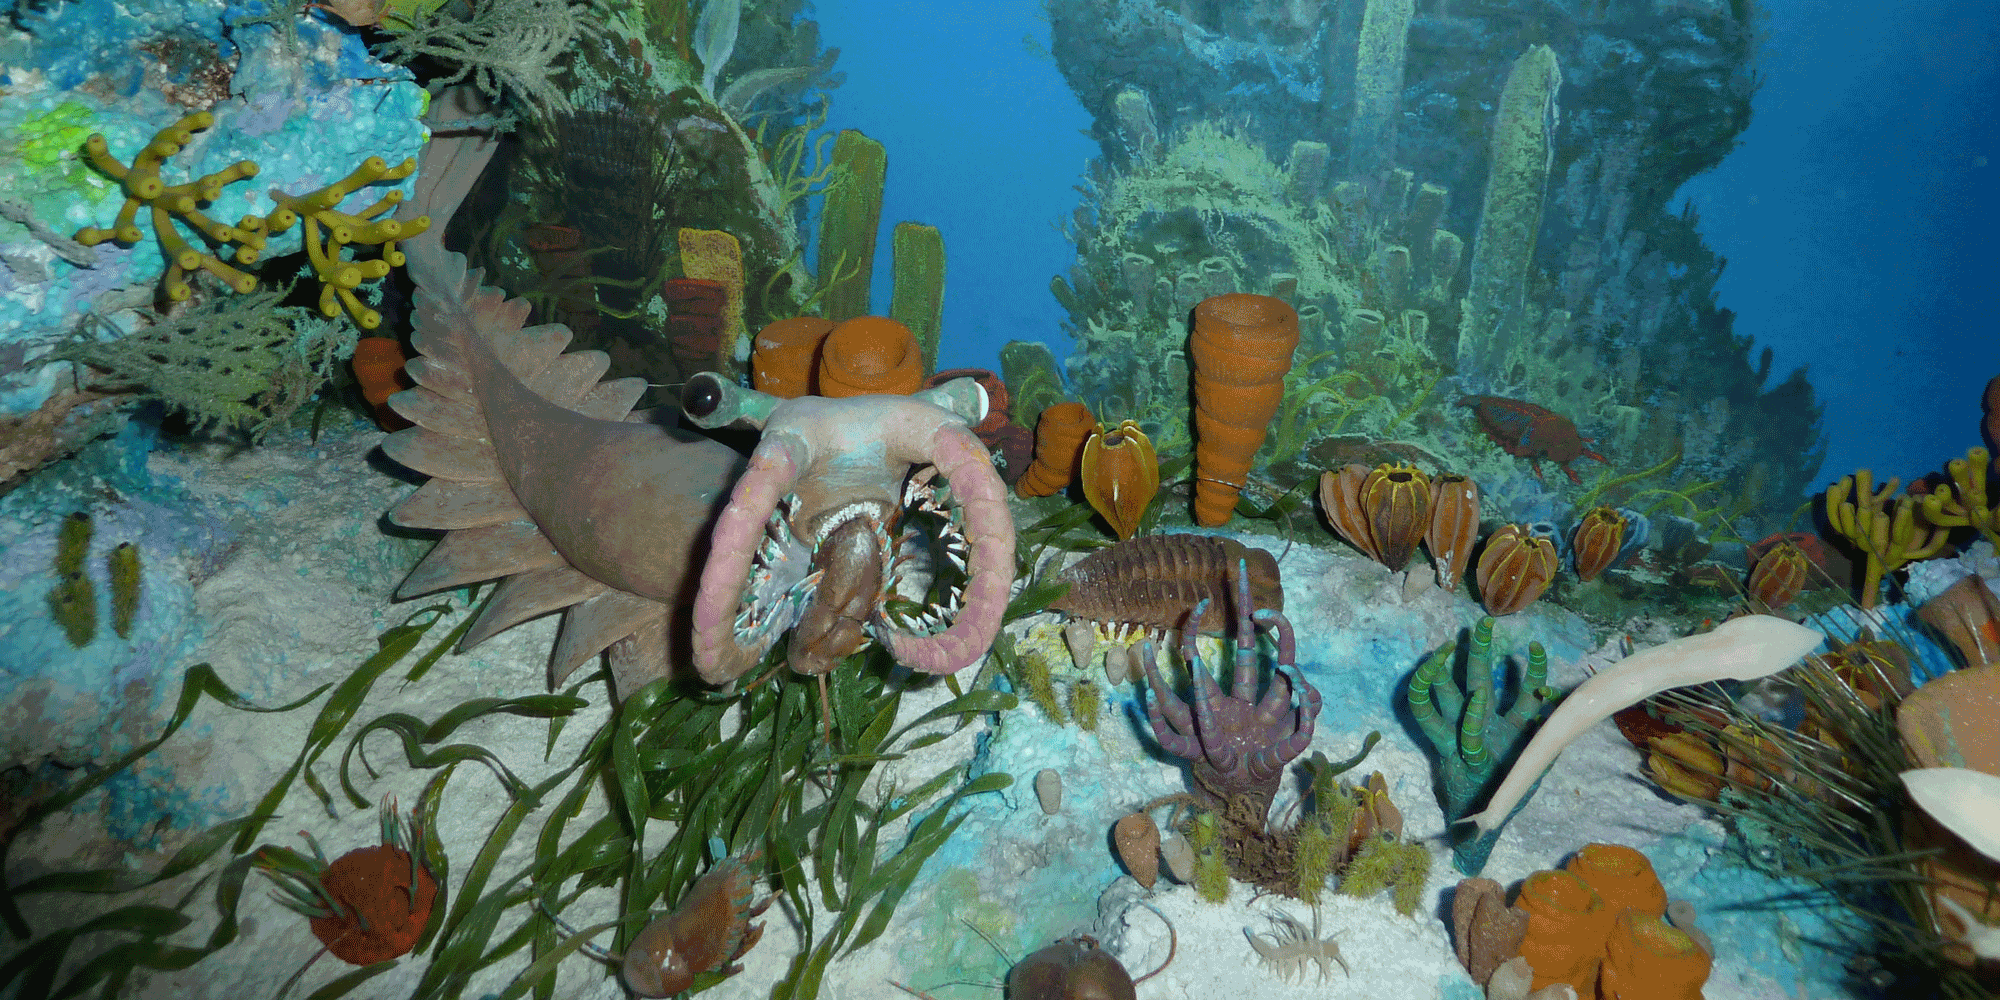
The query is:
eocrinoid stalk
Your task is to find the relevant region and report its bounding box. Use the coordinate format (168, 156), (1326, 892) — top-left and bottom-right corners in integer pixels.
(1137, 558), (1321, 890)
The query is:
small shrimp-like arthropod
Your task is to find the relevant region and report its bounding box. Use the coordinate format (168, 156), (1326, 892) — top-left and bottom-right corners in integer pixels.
(621, 846), (775, 997)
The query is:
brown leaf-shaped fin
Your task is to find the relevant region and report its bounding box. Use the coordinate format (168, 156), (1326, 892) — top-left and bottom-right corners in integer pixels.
(388, 388), (483, 439)
(551, 590), (663, 685)
(526, 351), (612, 407)
(462, 564), (610, 650)
(390, 479), (523, 530)
(494, 321), (572, 381)
(577, 377), (648, 422)
(405, 356), (474, 402)
(381, 426), (503, 482)
(397, 520), (564, 598)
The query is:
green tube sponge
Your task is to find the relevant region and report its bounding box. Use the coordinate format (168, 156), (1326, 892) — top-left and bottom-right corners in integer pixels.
(1458, 44), (1562, 379)
(816, 129), (886, 322)
(108, 541), (141, 639)
(889, 222), (945, 375)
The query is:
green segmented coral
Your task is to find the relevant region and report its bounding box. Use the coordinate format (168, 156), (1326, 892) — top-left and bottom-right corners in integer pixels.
(1408, 616), (1552, 875)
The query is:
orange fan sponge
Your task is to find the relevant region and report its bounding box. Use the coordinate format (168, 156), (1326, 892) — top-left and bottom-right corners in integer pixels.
(1565, 842), (1667, 918)
(351, 336), (413, 431)
(751, 316), (835, 398)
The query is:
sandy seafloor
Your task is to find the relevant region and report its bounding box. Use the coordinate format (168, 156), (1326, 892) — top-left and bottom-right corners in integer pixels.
(0, 415), (1860, 999)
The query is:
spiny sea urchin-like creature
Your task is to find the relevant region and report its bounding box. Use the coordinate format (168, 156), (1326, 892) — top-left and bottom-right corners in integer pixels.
(252, 797), (438, 967)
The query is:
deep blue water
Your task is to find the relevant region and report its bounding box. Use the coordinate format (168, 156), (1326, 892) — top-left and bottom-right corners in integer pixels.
(815, 1), (2000, 491)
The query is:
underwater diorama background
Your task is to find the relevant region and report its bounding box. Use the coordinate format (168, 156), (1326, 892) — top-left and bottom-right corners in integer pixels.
(1, 0), (1998, 998)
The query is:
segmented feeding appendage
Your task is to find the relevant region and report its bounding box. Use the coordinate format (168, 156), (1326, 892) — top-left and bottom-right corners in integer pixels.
(1049, 534), (1282, 634)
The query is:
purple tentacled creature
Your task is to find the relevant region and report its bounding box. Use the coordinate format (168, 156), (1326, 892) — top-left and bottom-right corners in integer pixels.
(1138, 558), (1322, 828)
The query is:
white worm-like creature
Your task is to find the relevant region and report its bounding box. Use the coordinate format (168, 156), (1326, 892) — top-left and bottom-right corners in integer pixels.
(1457, 614), (1824, 836)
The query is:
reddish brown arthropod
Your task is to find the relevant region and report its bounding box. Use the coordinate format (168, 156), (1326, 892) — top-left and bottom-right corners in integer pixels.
(621, 847), (775, 997)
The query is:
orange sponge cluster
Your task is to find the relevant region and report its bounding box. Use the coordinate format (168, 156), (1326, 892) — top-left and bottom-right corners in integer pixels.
(1515, 843), (1711, 1000)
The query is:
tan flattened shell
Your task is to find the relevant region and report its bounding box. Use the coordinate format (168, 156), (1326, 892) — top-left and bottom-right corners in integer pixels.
(1426, 473), (1481, 590)
(1064, 619), (1099, 672)
(1035, 768), (1063, 815)
(1160, 831), (1195, 884)
(1112, 812), (1161, 889)
(1915, 575), (2000, 668)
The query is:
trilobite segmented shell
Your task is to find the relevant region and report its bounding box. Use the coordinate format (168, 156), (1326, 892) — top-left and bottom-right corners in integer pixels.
(1048, 534), (1282, 634)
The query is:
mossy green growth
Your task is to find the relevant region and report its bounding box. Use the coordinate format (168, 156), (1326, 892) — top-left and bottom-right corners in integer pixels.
(1292, 813), (1340, 903)
(1017, 651), (1064, 724)
(108, 542), (141, 639)
(1068, 678), (1100, 732)
(1188, 809), (1229, 903)
(48, 512), (96, 648)
(1340, 836), (1432, 917)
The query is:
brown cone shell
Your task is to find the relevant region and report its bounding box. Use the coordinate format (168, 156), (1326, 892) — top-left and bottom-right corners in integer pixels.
(1113, 812), (1161, 889)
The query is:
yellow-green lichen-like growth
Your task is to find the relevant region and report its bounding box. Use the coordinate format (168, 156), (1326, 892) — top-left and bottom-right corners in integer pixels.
(678, 227), (747, 370)
(1919, 447), (2000, 550)
(1458, 44), (1562, 379)
(73, 110), (266, 301)
(1068, 677), (1100, 732)
(1826, 469), (1948, 609)
(108, 541), (141, 639)
(47, 512), (96, 648)
(266, 156), (430, 330)
(1188, 809), (1229, 903)
(1339, 836), (1431, 916)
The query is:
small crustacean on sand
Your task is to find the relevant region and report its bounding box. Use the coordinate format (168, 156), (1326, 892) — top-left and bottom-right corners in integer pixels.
(1245, 908), (1349, 982)
(621, 846), (775, 997)
(1458, 395), (1607, 484)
